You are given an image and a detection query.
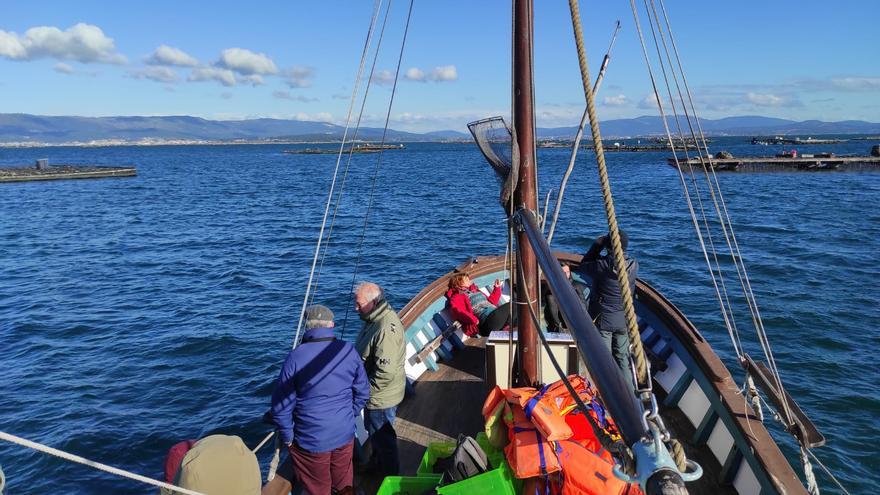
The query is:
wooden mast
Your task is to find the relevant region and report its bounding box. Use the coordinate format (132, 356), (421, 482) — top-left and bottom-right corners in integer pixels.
(513, 0), (540, 386)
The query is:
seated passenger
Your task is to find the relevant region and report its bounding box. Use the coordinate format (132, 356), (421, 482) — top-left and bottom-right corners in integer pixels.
(541, 263), (587, 332)
(444, 273), (512, 337)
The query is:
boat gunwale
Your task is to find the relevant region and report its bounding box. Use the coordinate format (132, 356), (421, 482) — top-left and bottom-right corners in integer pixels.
(398, 253), (807, 495)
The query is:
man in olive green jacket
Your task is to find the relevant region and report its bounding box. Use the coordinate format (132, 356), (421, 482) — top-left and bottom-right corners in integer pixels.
(354, 281), (405, 476)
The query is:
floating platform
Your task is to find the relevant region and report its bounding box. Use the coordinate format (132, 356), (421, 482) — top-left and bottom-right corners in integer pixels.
(668, 155), (880, 172)
(0, 164), (137, 183)
(283, 143), (404, 155)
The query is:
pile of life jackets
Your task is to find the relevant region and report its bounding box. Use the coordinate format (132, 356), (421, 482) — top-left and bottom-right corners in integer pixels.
(482, 375), (642, 495)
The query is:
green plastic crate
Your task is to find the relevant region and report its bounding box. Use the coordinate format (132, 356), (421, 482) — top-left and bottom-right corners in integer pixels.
(377, 475), (441, 495)
(416, 441), (456, 476)
(436, 459), (521, 495)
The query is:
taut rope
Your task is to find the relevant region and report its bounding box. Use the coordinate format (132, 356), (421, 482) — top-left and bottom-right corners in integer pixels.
(566, 0), (648, 389)
(292, 0), (385, 348)
(0, 431), (206, 495)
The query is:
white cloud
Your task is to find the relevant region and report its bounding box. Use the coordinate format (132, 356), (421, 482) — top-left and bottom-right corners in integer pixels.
(238, 74), (264, 86)
(131, 66), (179, 83)
(404, 65), (457, 82)
(746, 92), (785, 106)
(216, 48), (278, 75)
(293, 112), (333, 122)
(273, 91), (318, 102)
(284, 66), (314, 88)
(602, 94), (628, 106)
(145, 45), (198, 67)
(404, 67), (425, 81)
(0, 23), (126, 64)
(188, 67), (236, 86)
(372, 69), (395, 86)
(830, 77), (880, 91)
(53, 62), (74, 74)
(638, 93), (661, 110)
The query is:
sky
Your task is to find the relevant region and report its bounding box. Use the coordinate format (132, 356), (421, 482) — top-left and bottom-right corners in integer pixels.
(0, 0), (878, 132)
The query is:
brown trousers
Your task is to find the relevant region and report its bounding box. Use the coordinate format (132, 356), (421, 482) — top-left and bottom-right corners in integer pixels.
(289, 439), (354, 495)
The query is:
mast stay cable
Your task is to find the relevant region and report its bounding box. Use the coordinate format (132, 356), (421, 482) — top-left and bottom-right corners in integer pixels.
(291, 0), (384, 348)
(634, 0), (834, 491)
(341, 0), (415, 335)
(308, 0), (397, 309)
(547, 20), (620, 245)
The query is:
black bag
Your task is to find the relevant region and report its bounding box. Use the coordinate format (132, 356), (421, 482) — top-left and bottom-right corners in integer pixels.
(434, 435), (490, 484)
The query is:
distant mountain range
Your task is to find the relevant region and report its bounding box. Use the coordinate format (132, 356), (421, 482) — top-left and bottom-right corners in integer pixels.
(0, 113), (877, 144)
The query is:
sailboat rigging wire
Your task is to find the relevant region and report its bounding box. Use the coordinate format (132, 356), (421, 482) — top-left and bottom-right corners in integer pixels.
(341, 0), (415, 335)
(638, 0), (746, 359)
(0, 431), (206, 495)
(547, 21), (621, 246)
(566, 0), (649, 388)
(309, 0), (396, 308)
(647, 0), (794, 430)
(292, 0), (384, 348)
(625, 0), (744, 361)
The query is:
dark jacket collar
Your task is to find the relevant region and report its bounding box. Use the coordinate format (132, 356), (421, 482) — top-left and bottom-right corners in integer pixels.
(301, 326), (336, 342)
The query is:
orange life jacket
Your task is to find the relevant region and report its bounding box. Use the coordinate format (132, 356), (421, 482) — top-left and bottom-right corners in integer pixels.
(504, 385), (573, 441)
(556, 439), (642, 495)
(504, 405), (562, 479)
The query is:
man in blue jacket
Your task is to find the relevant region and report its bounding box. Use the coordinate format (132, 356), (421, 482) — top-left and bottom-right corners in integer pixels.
(270, 304), (370, 494)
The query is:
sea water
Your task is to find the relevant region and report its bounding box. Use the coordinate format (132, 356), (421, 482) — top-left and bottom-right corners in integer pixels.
(0, 140), (877, 493)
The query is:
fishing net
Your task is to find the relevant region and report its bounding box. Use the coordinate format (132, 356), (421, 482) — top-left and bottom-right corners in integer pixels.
(468, 117), (519, 208)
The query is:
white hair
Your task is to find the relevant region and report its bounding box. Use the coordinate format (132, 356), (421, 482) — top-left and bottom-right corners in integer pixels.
(305, 319), (334, 330)
(354, 281), (384, 302)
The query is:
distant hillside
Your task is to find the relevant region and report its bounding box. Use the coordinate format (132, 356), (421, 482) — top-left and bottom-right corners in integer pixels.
(538, 115), (880, 138)
(0, 113), (470, 143)
(0, 113), (877, 144)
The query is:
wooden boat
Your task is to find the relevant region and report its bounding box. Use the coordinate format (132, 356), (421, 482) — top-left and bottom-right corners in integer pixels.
(266, 1), (831, 494)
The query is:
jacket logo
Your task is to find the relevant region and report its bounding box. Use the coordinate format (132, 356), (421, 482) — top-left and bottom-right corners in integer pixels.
(379, 358), (391, 365)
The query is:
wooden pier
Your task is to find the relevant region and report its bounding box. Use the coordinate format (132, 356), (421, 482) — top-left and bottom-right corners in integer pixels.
(0, 164), (137, 183)
(668, 155), (880, 172)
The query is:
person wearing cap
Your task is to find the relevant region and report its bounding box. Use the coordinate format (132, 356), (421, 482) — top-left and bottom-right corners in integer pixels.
(269, 304), (370, 494)
(353, 281), (405, 476)
(579, 230), (639, 384)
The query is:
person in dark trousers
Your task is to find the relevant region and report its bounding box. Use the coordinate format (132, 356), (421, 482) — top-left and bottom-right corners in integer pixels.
(541, 263), (587, 332)
(579, 230), (639, 384)
(269, 304), (369, 495)
(353, 281), (406, 477)
(444, 273), (511, 337)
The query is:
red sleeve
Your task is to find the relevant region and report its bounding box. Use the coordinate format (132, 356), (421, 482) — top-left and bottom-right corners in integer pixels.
(449, 292), (479, 326)
(487, 284), (502, 306)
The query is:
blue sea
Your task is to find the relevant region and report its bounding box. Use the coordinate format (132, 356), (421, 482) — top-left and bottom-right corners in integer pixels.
(1, 139), (877, 493)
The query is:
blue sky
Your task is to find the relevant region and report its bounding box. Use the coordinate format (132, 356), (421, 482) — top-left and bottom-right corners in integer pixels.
(0, 0), (878, 132)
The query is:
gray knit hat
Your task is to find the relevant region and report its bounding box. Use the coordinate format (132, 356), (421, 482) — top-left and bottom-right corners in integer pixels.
(305, 304), (334, 326)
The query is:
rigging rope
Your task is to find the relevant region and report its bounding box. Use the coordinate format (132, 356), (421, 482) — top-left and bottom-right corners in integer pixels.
(547, 21), (620, 246)
(566, 0), (648, 388)
(0, 431), (206, 495)
(292, 0), (384, 348)
(625, 0), (745, 362)
(341, 0), (415, 335)
(308, 0), (395, 308)
(636, 3), (830, 491)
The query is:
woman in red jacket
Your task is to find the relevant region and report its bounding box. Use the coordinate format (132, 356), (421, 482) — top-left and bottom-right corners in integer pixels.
(444, 272), (511, 336)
